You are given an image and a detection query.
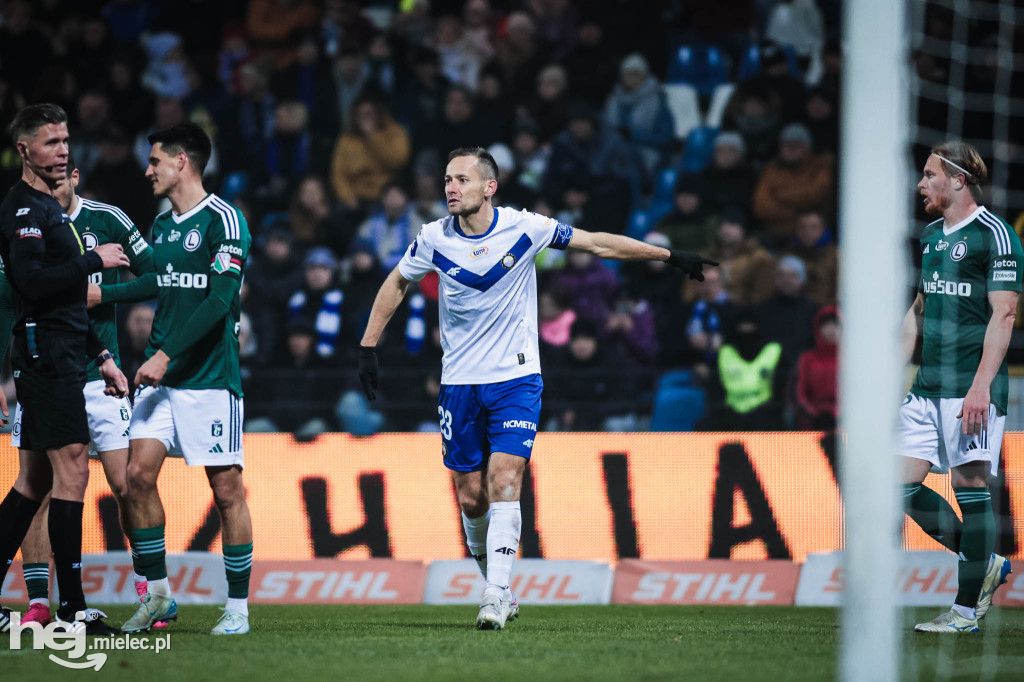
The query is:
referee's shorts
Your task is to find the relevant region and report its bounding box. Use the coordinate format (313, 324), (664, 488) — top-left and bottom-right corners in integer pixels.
(11, 329), (89, 452)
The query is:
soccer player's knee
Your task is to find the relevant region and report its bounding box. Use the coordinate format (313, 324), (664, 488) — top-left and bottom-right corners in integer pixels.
(125, 460), (158, 496)
(210, 476), (245, 511)
(458, 493), (488, 517)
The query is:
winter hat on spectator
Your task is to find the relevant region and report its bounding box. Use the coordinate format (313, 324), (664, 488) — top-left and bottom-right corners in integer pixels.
(303, 247), (337, 271)
(487, 143), (515, 173)
(779, 123), (812, 147)
(777, 255), (807, 283)
(567, 100), (600, 126)
(715, 131), (746, 156)
(643, 231), (671, 249)
(620, 52), (650, 76)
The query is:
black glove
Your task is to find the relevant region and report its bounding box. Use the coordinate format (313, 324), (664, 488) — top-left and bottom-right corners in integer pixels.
(358, 346), (379, 400)
(666, 250), (719, 281)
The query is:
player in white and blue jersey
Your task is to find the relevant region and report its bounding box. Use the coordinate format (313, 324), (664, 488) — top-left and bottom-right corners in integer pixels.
(358, 147), (714, 630)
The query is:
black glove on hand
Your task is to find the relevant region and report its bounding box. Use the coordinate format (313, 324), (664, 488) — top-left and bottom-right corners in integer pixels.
(358, 346), (379, 400)
(666, 250), (719, 281)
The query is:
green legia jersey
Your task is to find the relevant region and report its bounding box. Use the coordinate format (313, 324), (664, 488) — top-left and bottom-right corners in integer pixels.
(147, 193), (249, 395)
(911, 207), (1023, 413)
(71, 198), (155, 382)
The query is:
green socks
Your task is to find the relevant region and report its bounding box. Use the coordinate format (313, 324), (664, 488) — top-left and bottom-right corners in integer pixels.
(131, 526), (167, 581)
(902, 483), (962, 552)
(224, 542), (253, 599)
(953, 487), (995, 609)
(23, 562), (49, 603)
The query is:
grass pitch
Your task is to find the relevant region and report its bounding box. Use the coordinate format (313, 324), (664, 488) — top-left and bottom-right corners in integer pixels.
(1, 604), (1022, 681)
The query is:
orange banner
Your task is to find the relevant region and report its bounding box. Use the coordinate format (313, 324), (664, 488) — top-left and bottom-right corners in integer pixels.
(0, 433), (1021, 563)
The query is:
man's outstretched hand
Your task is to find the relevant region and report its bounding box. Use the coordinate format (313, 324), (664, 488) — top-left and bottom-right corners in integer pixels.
(666, 250), (718, 281)
(358, 346), (379, 400)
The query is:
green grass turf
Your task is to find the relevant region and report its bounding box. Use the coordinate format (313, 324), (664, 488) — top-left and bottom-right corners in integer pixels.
(1, 605), (1022, 681)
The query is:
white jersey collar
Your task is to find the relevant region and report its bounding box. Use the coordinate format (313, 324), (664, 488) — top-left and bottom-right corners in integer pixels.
(68, 196), (83, 221)
(171, 194), (214, 224)
(942, 205), (984, 235)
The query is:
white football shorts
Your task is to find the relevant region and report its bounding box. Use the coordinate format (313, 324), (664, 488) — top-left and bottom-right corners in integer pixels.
(898, 393), (1004, 476)
(130, 385), (244, 467)
(11, 379), (132, 456)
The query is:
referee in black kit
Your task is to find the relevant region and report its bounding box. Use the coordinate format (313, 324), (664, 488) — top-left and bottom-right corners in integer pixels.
(0, 104), (130, 634)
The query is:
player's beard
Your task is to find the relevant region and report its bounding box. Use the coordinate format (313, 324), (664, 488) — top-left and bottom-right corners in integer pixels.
(922, 191), (948, 217)
(451, 196), (485, 218)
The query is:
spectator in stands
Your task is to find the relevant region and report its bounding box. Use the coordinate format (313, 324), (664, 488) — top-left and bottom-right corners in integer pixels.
(247, 0), (319, 47)
(548, 249), (618, 329)
(757, 255), (820, 379)
(75, 90), (113, 175)
(254, 320), (336, 435)
(394, 46), (450, 146)
(703, 212), (775, 305)
(702, 307), (784, 430)
(264, 101), (313, 204)
(700, 131), (757, 215)
(604, 52), (674, 174)
(420, 85), (492, 158)
(746, 41), (807, 122)
(271, 32), (339, 143)
(508, 118), (549, 202)
(0, 1), (54, 97)
(678, 267), (734, 378)
(87, 125), (155, 229)
(784, 210), (837, 305)
(803, 86), (839, 156)
(357, 183), (420, 272)
(605, 287), (658, 367)
(793, 305), (840, 430)
(339, 239), (383, 351)
(525, 0), (580, 62)
(539, 288), (577, 352)
(222, 60), (276, 175)
(288, 248), (345, 359)
(544, 100), (640, 227)
(463, 0), (497, 64)
(722, 84), (783, 164)
(526, 64), (571, 144)
(246, 225), (306, 366)
(655, 173), (719, 252)
(620, 232), (686, 369)
(753, 123), (834, 246)
(475, 62), (514, 143)
(561, 14), (618, 107)
(546, 318), (620, 431)
(490, 12), (546, 102)
(765, 0), (825, 75)
(410, 150), (449, 224)
(321, 0), (376, 55)
(330, 92), (411, 212)
(288, 175), (339, 250)
(107, 51), (155, 138)
(434, 14), (482, 92)
(140, 32), (192, 100)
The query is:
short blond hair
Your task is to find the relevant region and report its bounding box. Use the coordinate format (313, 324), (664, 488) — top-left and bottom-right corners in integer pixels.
(930, 141), (987, 201)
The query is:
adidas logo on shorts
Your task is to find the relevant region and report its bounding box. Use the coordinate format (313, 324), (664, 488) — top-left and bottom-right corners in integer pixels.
(209, 443), (224, 453)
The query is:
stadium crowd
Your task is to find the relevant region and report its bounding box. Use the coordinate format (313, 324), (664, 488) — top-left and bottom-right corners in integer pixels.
(0, 0), (860, 434)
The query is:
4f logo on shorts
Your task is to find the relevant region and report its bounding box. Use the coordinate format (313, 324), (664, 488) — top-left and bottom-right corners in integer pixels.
(212, 420), (223, 437)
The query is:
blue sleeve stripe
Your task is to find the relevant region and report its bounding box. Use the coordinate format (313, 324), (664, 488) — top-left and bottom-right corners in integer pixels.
(549, 222), (573, 250)
(432, 234), (534, 292)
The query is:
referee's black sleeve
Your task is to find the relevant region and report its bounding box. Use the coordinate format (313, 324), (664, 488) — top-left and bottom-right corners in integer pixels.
(7, 231), (102, 301)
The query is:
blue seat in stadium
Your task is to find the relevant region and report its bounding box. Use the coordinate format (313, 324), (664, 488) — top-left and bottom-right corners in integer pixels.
(737, 43), (802, 82)
(626, 209), (650, 240)
(654, 167), (679, 205)
(737, 44), (761, 81)
(667, 45), (729, 95)
(221, 171), (249, 202)
(646, 199), (674, 227)
(650, 371), (706, 432)
(679, 126), (719, 172)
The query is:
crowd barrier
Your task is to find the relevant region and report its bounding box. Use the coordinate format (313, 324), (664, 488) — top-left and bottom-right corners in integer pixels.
(3, 552), (1022, 607)
(1, 433), (1021, 606)
(3, 433), (1021, 563)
